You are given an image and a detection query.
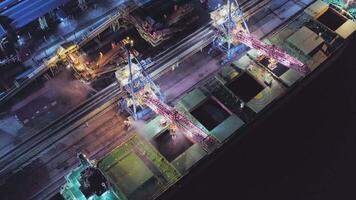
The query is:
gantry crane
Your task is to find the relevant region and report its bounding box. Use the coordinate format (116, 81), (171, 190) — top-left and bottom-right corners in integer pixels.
(136, 88), (217, 150)
(118, 37), (158, 120)
(210, 0), (250, 60)
(211, 0), (310, 75)
(118, 37), (217, 150)
(232, 29), (310, 74)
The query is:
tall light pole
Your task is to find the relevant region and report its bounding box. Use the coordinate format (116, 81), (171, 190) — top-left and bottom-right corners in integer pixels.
(123, 37), (137, 120)
(226, 0), (249, 60)
(227, 0), (232, 59)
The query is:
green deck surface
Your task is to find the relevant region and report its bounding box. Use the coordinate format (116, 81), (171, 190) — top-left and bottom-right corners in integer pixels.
(106, 153), (154, 196)
(210, 115), (244, 142)
(98, 135), (181, 200)
(171, 143), (207, 174)
(144, 115), (168, 140)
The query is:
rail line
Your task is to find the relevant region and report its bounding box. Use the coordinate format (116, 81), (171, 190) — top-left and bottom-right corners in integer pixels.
(147, 0), (272, 80)
(0, 83), (122, 179)
(1, 1), (276, 198)
(0, 0), (273, 180)
(29, 105), (128, 200)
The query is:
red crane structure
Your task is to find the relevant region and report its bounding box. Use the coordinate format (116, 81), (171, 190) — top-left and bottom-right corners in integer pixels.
(138, 89), (217, 151)
(232, 29), (310, 75)
(211, 1), (310, 75)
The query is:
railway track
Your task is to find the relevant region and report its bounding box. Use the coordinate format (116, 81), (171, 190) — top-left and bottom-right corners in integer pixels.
(29, 105), (129, 200)
(147, 0), (271, 80)
(0, 83), (123, 180)
(31, 126), (136, 200)
(1, 1), (281, 199)
(21, 24), (216, 197)
(0, 0), (271, 178)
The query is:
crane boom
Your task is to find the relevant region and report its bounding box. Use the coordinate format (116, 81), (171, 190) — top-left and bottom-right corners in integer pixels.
(233, 29), (310, 74)
(139, 90), (217, 150)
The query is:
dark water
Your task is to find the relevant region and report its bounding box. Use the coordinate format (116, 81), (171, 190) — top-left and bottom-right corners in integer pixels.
(165, 34), (356, 200)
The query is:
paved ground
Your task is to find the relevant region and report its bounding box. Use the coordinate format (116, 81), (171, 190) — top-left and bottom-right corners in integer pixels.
(0, 68), (91, 154)
(0, 105), (127, 200)
(248, 0), (314, 38)
(156, 48), (221, 103)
